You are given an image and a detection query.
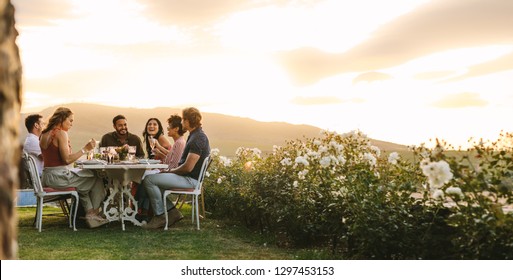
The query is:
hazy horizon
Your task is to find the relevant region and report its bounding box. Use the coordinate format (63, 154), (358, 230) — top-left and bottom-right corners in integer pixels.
(13, 0), (513, 147)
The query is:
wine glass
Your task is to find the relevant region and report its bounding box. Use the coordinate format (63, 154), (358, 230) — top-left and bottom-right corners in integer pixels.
(128, 146), (136, 161)
(107, 146), (115, 164)
(149, 136), (156, 157)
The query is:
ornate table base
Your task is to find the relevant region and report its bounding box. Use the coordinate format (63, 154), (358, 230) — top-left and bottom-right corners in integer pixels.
(82, 163), (167, 230)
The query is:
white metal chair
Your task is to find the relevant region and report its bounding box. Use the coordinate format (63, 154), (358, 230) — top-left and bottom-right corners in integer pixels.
(21, 152), (79, 232)
(163, 156), (211, 230)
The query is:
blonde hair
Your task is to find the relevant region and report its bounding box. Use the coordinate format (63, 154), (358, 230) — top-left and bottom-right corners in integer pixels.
(42, 107), (73, 134)
(182, 107), (202, 128)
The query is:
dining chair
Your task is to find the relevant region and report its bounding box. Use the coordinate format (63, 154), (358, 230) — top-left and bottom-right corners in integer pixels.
(21, 152), (79, 232)
(163, 155), (211, 230)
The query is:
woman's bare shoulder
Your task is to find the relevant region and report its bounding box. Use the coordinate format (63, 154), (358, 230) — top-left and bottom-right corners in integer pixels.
(159, 134), (172, 145)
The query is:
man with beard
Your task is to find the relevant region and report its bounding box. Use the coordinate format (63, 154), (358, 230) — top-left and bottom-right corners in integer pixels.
(100, 115), (145, 158)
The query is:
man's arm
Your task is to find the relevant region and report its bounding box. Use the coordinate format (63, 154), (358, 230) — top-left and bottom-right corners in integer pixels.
(169, 152), (200, 175)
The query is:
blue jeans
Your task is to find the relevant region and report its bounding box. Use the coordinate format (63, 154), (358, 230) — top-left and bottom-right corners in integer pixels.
(142, 173), (197, 216)
(135, 170), (160, 212)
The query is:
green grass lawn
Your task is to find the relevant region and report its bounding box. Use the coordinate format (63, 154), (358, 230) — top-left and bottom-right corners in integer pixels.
(16, 206), (333, 260)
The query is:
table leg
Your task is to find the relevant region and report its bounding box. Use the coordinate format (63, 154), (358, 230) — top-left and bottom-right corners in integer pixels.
(121, 183), (141, 227)
(103, 179), (120, 223)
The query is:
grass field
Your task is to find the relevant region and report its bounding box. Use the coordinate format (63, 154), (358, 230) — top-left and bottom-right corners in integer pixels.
(16, 206), (334, 260)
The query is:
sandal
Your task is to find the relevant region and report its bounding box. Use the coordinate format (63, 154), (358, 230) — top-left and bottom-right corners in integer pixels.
(86, 215), (109, 228)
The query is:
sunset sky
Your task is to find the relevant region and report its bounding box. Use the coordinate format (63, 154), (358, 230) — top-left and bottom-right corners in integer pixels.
(12, 0), (513, 148)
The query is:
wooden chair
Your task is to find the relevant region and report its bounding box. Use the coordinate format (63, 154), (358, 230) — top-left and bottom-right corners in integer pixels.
(163, 156), (211, 230)
(21, 152), (79, 232)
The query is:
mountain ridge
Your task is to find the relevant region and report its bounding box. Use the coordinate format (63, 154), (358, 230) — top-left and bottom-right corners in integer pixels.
(20, 103), (409, 156)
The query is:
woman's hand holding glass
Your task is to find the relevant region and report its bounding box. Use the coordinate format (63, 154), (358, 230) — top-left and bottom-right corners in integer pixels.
(149, 136), (156, 156)
(84, 138), (96, 160)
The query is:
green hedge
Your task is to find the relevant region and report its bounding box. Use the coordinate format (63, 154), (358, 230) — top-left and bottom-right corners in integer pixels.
(204, 131), (513, 259)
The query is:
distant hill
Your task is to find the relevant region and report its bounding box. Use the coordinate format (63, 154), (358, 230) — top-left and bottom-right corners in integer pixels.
(20, 103), (408, 156)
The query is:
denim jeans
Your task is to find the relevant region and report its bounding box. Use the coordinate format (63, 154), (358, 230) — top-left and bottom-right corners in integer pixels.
(135, 170), (161, 211)
(142, 173), (197, 216)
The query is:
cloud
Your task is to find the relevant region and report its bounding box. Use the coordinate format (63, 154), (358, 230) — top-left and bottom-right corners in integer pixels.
(279, 0), (513, 84)
(140, 0), (320, 26)
(291, 96), (355, 106)
(414, 71), (457, 80)
(12, 0), (75, 26)
(432, 92), (488, 108)
(139, 0), (253, 26)
(441, 51), (513, 83)
(24, 69), (118, 98)
(352, 72), (392, 84)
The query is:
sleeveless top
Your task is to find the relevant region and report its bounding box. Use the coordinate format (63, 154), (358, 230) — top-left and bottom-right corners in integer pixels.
(41, 129), (70, 167)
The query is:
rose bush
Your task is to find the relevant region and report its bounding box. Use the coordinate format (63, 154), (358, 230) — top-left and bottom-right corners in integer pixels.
(204, 131), (513, 259)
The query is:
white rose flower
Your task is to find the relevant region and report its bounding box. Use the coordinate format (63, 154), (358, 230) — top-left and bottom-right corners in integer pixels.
(280, 158), (293, 166)
(235, 147), (245, 157)
(432, 189), (445, 200)
(446, 186), (464, 199)
(219, 156), (232, 167)
(298, 169), (309, 180)
(272, 145), (280, 154)
(421, 160), (453, 189)
(252, 148), (262, 158)
(319, 156), (331, 168)
(210, 148), (220, 157)
(363, 153), (377, 167)
(388, 152), (400, 165)
(307, 150), (320, 159)
(318, 146), (328, 154)
(370, 145), (381, 157)
(295, 156), (309, 166)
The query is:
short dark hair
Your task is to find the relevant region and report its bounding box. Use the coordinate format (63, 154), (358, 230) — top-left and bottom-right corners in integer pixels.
(167, 114), (185, 136)
(25, 114), (43, 132)
(113, 115), (126, 125)
(182, 107), (202, 128)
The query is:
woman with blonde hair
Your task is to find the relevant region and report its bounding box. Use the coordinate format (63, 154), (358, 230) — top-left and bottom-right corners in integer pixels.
(39, 107), (108, 228)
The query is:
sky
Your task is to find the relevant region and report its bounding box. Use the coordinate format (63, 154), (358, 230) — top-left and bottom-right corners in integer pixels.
(12, 0), (513, 148)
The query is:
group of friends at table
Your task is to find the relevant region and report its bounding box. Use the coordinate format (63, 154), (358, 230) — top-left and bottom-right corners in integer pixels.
(22, 107), (210, 229)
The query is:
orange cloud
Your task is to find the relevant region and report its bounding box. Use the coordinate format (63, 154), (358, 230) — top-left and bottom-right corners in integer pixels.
(279, 0), (513, 84)
(414, 71), (457, 80)
(352, 72), (392, 84)
(12, 0), (75, 26)
(431, 92), (488, 108)
(291, 96), (357, 106)
(141, 0), (323, 26)
(442, 51), (513, 83)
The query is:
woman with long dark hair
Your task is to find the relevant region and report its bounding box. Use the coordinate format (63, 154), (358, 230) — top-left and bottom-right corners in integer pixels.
(142, 118), (171, 159)
(135, 115), (186, 222)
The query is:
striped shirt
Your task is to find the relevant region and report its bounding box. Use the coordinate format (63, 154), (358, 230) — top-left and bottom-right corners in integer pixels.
(164, 136), (186, 169)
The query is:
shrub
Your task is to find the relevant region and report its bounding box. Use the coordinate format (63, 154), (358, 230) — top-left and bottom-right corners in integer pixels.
(204, 131), (513, 259)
